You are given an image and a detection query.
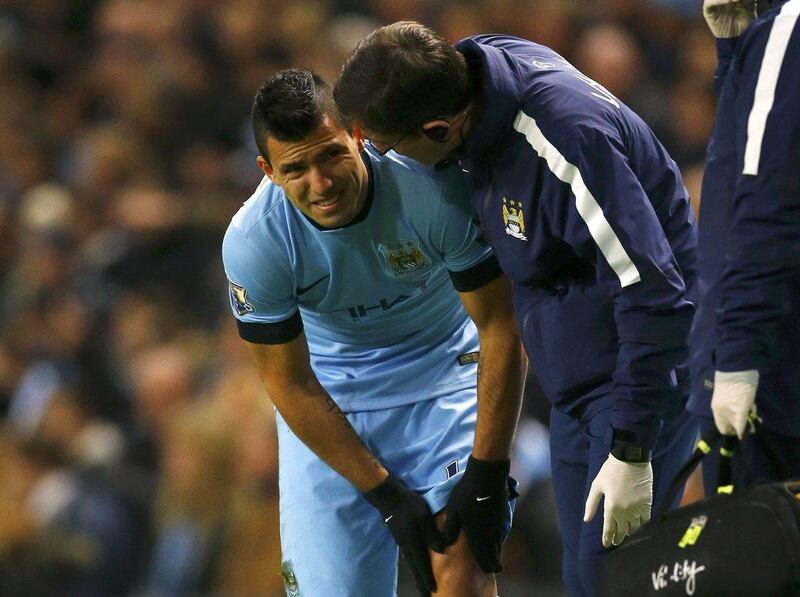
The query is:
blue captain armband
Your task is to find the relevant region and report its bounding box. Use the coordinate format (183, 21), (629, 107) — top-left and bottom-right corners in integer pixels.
(449, 255), (503, 292)
(237, 311), (304, 344)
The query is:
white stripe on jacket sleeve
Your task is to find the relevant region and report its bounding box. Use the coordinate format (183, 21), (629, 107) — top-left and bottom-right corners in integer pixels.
(513, 111), (641, 287)
(743, 0), (800, 175)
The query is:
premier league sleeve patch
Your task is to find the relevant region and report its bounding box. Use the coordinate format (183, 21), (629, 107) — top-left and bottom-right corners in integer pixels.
(228, 279), (255, 316)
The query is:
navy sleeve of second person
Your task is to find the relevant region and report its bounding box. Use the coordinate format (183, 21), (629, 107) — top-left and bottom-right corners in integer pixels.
(715, 9), (800, 372)
(529, 119), (695, 451)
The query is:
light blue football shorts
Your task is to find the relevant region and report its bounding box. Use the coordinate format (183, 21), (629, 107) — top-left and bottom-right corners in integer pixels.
(275, 386), (515, 597)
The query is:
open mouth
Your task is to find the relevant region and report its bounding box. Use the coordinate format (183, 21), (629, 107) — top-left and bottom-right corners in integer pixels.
(315, 196), (338, 207)
(313, 192), (342, 212)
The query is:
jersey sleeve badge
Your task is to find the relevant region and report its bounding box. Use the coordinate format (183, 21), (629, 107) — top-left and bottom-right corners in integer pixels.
(228, 280), (255, 316)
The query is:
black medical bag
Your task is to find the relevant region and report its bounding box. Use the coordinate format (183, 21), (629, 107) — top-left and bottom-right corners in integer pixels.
(597, 429), (800, 597)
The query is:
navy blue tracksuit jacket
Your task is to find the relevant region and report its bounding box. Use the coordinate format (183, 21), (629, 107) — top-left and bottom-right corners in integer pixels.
(454, 35), (697, 451)
(689, 0), (800, 438)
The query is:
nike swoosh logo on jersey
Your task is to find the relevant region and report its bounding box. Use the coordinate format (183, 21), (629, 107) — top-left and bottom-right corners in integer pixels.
(384, 515), (393, 523)
(296, 275), (330, 296)
(476, 495), (492, 502)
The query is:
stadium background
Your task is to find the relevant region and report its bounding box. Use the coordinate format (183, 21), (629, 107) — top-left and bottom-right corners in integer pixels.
(0, 1), (712, 595)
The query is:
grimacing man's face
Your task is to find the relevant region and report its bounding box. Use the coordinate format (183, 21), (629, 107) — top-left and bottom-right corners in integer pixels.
(258, 116), (369, 229)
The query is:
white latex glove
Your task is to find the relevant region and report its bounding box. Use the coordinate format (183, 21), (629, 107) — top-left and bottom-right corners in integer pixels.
(703, 0), (757, 38)
(584, 454), (653, 548)
(711, 369), (759, 439)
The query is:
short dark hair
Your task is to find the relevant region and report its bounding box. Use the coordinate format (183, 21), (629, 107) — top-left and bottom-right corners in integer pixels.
(251, 69), (339, 160)
(335, 21), (470, 136)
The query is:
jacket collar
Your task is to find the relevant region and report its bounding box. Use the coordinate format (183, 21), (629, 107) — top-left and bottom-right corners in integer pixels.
(455, 37), (522, 160)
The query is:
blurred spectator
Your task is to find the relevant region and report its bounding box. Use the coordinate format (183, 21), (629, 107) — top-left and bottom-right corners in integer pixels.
(141, 401), (234, 596)
(0, 431), (139, 596)
(124, 343), (196, 476)
(575, 24), (644, 101)
(213, 364), (283, 596)
(682, 163), (705, 222)
(667, 78), (717, 167)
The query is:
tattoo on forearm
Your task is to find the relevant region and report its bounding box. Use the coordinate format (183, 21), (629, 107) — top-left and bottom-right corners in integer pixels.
(325, 395), (382, 470)
(325, 395), (350, 425)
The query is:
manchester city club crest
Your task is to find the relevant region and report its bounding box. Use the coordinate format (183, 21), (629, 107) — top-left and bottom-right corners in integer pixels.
(377, 240), (431, 278)
(502, 197), (527, 241)
(228, 280), (254, 316)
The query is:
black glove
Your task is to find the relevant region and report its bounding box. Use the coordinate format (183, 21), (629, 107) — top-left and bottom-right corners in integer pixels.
(442, 456), (512, 573)
(364, 474), (445, 596)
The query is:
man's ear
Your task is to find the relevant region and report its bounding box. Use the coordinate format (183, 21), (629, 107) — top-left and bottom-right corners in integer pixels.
(352, 125), (365, 151)
(257, 155), (275, 182)
(421, 120), (452, 143)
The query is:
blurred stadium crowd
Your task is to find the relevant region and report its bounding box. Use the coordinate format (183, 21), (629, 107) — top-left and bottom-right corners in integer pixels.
(0, 0), (713, 595)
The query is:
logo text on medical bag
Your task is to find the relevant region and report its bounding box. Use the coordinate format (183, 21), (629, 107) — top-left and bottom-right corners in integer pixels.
(651, 559), (706, 596)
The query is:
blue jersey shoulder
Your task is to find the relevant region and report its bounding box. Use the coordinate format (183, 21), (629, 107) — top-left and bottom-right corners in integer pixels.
(228, 176), (288, 240)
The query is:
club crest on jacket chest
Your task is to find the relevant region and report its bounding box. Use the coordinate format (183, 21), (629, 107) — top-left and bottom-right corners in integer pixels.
(502, 197), (527, 241)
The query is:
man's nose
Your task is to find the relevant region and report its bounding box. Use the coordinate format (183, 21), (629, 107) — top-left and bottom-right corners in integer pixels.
(309, 166), (335, 194)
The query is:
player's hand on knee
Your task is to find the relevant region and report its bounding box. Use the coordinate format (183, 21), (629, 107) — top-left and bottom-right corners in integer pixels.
(583, 454), (653, 548)
(703, 0), (756, 38)
(441, 456), (512, 574)
(364, 474), (445, 596)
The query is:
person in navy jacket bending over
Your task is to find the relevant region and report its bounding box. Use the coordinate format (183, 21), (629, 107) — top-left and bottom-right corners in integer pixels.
(335, 21), (699, 596)
(690, 0), (800, 491)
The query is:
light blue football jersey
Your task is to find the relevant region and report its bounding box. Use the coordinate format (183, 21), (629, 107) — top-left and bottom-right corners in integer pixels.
(222, 148), (493, 412)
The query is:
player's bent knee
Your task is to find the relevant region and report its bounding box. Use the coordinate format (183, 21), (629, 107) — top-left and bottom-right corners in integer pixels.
(431, 536), (495, 597)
